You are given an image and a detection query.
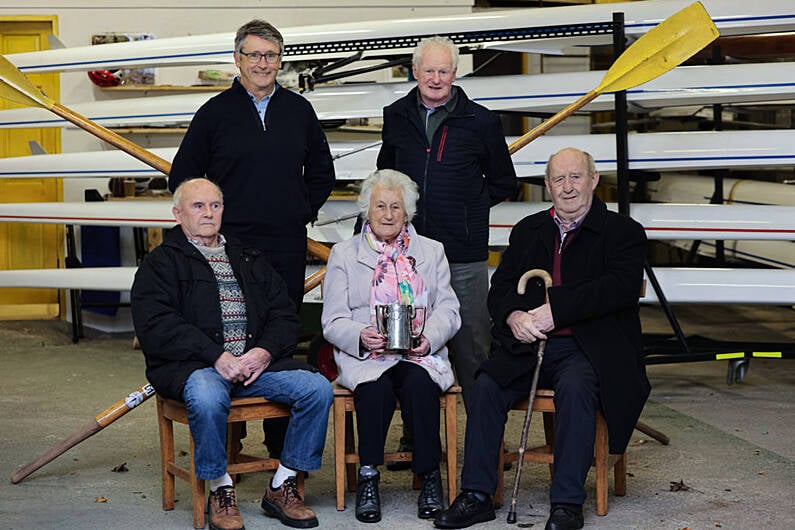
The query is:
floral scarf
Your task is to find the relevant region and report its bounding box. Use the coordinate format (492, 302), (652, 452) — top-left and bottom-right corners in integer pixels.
(363, 222), (428, 329)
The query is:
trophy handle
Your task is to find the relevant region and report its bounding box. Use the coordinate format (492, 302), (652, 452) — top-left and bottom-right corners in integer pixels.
(375, 305), (388, 336)
(411, 305), (427, 339)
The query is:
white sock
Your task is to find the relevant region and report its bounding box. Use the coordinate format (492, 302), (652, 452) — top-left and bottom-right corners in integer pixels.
(271, 464), (297, 489)
(209, 473), (233, 492)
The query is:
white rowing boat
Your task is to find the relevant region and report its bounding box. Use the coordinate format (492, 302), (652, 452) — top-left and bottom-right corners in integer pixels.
(7, 0), (795, 74)
(3, 130), (795, 180)
(2, 63), (794, 129)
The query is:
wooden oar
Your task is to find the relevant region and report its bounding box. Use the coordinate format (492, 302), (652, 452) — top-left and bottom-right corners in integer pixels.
(0, 53), (332, 265)
(508, 1), (719, 155)
(0, 55), (171, 174)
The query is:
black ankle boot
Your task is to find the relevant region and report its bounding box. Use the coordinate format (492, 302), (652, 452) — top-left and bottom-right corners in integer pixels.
(417, 468), (444, 519)
(355, 468), (381, 523)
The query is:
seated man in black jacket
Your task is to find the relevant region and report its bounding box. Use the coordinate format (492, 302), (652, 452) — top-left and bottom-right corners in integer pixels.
(435, 148), (649, 530)
(131, 178), (332, 530)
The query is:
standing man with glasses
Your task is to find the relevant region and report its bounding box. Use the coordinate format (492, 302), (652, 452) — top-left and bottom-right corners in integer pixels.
(169, 19), (335, 463)
(377, 36), (517, 426)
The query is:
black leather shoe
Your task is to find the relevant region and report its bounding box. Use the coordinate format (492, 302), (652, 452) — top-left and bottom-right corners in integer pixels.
(355, 469), (381, 523)
(545, 503), (584, 530)
(418, 468), (444, 519)
(434, 490), (495, 529)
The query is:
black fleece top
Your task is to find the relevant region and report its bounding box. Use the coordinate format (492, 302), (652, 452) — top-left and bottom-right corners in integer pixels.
(169, 80), (335, 252)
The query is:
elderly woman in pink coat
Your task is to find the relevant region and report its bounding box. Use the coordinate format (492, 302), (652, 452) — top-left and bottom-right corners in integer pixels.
(321, 169), (461, 524)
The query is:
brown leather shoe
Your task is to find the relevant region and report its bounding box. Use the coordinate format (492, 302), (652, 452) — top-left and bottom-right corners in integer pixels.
(261, 476), (318, 528)
(207, 486), (245, 530)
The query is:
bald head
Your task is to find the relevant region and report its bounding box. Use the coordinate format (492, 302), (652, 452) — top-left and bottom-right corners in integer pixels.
(172, 178), (225, 247)
(544, 148), (599, 224)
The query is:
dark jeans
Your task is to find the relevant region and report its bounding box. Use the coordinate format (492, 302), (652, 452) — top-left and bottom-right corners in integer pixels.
(354, 362), (443, 475)
(461, 337), (599, 504)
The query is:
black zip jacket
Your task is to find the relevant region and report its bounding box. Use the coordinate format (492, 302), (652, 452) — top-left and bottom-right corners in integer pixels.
(377, 86), (516, 263)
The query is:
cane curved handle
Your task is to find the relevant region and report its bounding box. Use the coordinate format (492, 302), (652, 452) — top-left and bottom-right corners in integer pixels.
(516, 268), (553, 303)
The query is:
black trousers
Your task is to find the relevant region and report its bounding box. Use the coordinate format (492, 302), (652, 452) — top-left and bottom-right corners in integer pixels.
(353, 362), (443, 475)
(260, 248), (306, 457)
(461, 337), (599, 504)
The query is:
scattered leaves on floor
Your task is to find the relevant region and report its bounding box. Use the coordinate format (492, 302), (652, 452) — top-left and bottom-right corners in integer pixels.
(95, 496), (108, 503)
(670, 479), (691, 492)
(111, 462), (128, 472)
(715, 523), (722, 527)
(631, 438), (648, 446)
(178, 450), (188, 457)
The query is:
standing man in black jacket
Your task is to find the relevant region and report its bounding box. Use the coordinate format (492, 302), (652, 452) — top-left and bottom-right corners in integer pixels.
(378, 36), (517, 419)
(169, 19), (336, 459)
(169, 19), (335, 312)
(435, 148), (649, 530)
(132, 179), (332, 530)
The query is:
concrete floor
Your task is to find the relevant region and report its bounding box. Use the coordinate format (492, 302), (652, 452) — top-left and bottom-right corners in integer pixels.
(1, 303), (793, 530)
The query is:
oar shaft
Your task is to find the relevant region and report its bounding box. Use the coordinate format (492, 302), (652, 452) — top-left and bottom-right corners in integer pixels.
(508, 90), (598, 155)
(50, 102), (172, 175)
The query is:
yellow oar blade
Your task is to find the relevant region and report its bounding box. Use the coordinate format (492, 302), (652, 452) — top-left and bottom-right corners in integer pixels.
(0, 55), (54, 109)
(597, 1), (719, 94)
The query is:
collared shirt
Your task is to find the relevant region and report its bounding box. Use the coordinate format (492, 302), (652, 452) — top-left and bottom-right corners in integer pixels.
(551, 206), (590, 249)
(416, 86), (459, 145)
(241, 79), (279, 123)
(186, 233), (227, 249)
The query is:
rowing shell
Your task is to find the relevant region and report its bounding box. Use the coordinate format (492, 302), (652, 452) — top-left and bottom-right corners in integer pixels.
(3, 130), (795, 180)
(7, 0), (795, 73)
(2, 63), (795, 129)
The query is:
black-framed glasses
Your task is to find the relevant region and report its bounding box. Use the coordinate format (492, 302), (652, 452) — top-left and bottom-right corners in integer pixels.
(239, 50), (282, 65)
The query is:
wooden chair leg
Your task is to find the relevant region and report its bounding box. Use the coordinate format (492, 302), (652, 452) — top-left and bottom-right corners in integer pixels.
(333, 396), (347, 511)
(614, 453), (627, 496)
(344, 411), (357, 492)
(594, 411), (609, 517)
(188, 435), (206, 529)
(542, 411), (555, 478)
(157, 400), (176, 511)
(444, 393), (458, 502)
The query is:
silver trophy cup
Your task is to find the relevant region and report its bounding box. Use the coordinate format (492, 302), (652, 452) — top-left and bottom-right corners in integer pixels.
(375, 303), (427, 351)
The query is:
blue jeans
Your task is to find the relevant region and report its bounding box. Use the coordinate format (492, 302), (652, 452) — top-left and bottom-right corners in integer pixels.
(182, 368), (332, 480)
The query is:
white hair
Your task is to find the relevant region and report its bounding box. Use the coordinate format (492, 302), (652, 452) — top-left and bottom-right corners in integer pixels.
(172, 178), (223, 207)
(412, 36), (459, 70)
(357, 169), (419, 222)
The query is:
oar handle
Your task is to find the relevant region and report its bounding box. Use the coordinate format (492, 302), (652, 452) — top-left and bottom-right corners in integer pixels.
(508, 90), (598, 155)
(50, 102), (172, 175)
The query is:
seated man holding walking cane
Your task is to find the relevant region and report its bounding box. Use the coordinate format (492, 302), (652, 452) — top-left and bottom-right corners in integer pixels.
(435, 147), (650, 530)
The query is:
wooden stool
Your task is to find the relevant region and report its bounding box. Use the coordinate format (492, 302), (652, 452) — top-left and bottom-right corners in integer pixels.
(496, 389), (626, 516)
(332, 383), (461, 511)
(157, 395), (304, 529)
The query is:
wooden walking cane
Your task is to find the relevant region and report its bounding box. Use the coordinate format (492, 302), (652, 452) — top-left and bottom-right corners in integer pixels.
(506, 269), (552, 525)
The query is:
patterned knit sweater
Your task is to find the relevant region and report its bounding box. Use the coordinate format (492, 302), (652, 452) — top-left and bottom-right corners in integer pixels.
(193, 240), (247, 356)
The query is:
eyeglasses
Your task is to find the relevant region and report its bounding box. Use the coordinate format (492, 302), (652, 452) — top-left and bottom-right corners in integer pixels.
(238, 50), (282, 65)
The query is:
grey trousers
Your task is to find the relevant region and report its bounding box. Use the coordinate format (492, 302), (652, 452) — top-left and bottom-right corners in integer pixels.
(448, 260), (492, 412)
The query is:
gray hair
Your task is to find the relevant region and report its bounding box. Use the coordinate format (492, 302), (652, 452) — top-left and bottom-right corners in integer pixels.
(412, 36), (459, 71)
(357, 169), (419, 222)
(235, 19), (284, 54)
(545, 147), (597, 179)
(172, 178), (224, 208)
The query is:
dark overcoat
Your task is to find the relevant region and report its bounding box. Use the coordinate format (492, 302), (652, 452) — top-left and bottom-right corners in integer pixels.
(131, 226), (311, 400)
(482, 198), (650, 453)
